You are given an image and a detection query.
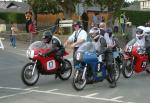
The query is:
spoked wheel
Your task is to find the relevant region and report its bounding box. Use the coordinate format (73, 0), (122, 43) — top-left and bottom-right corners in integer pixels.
(122, 59), (133, 78)
(72, 69), (86, 91)
(58, 59), (72, 80)
(113, 61), (121, 81)
(21, 62), (39, 86)
(146, 63), (150, 73)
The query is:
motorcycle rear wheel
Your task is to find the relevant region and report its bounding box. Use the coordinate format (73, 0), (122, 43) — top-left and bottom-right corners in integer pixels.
(72, 69), (86, 91)
(122, 59), (133, 78)
(58, 59), (72, 80)
(21, 62), (39, 86)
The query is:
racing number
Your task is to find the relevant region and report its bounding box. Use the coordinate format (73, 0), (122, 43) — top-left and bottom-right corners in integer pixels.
(47, 60), (56, 70)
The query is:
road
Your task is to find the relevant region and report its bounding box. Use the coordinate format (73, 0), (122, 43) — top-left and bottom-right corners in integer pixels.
(0, 40), (150, 103)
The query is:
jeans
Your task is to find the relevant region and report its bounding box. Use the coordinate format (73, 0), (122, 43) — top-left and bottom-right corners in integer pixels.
(11, 35), (16, 47)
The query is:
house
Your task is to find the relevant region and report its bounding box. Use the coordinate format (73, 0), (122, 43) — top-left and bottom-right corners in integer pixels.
(0, 1), (29, 13)
(122, 0), (150, 11)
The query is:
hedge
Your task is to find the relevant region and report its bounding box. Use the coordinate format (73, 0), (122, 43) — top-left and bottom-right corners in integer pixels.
(122, 10), (150, 26)
(0, 12), (26, 24)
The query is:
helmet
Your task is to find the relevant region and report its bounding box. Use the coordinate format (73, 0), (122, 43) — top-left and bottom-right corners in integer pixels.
(106, 28), (112, 37)
(42, 31), (53, 43)
(89, 27), (100, 40)
(136, 26), (145, 39)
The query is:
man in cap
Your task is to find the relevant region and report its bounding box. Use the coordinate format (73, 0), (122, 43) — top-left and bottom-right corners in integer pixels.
(64, 21), (87, 67)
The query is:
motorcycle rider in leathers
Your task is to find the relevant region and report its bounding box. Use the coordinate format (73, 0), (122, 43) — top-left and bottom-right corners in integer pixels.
(41, 31), (65, 77)
(127, 26), (150, 60)
(89, 27), (116, 88)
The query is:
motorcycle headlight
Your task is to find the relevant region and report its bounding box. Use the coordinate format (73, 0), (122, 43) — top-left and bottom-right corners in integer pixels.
(26, 50), (34, 58)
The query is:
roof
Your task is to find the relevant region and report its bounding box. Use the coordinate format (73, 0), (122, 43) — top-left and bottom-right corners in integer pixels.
(0, 1), (30, 13)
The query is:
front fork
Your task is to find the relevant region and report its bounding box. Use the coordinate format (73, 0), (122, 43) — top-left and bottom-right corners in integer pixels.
(82, 64), (87, 80)
(31, 60), (37, 76)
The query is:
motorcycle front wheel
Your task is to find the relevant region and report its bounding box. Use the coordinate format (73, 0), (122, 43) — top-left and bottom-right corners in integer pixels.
(21, 62), (39, 86)
(122, 59), (133, 78)
(72, 69), (86, 91)
(106, 65), (116, 88)
(58, 59), (72, 80)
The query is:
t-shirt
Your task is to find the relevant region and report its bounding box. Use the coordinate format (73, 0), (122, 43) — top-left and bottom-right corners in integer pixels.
(68, 29), (87, 47)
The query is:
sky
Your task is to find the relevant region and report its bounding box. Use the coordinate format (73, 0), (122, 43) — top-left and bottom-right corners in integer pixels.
(125, 0), (135, 2)
(0, 0), (23, 2)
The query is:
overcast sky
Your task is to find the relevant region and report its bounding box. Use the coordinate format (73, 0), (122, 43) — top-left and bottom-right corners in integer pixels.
(125, 0), (135, 2)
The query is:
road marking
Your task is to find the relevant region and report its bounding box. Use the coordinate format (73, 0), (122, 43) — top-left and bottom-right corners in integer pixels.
(47, 89), (59, 92)
(83, 93), (99, 97)
(0, 86), (134, 103)
(0, 91), (32, 99)
(24, 86), (39, 90)
(111, 96), (124, 100)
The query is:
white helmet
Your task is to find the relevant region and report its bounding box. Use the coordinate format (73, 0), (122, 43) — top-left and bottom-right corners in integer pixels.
(136, 26), (146, 39)
(89, 27), (100, 40)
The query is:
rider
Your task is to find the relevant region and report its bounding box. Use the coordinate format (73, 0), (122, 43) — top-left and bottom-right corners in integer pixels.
(89, 27), (107, 63)
(41, 31), (65, 66)
(127, 26), (150, 59)
(89, 27), (116, 88)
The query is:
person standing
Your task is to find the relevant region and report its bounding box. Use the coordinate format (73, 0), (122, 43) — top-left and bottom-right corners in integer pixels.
(92, 12), (99, 27)
(120, 13), (126, 35)
(81, 10), (89, 32)
(11, 23), (18, 48)
(113, 17), (119, 33)
(64, 21), (87, 67)
(25, 11), (37, 44)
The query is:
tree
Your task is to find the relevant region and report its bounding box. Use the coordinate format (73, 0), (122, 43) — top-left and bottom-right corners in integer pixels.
(26, 0), (63, 21)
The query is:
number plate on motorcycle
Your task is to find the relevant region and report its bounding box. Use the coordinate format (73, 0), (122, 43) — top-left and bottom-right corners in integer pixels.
(47, 60), (56, 70)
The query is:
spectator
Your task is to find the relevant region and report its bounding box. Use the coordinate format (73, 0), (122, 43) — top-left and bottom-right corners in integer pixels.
(81, 10), (89, 32)
(120, 13), (126, 35)
(113, 17), (119, 33)
(25, 11), (37, 44)
(11, 23), (18, 48)
(64, 21), (87, 67)
(92, 12), (99, 27)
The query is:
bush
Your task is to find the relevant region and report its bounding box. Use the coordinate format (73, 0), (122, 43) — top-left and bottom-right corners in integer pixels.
(122, 10), (150, 26)
(0, 12), (26, 23)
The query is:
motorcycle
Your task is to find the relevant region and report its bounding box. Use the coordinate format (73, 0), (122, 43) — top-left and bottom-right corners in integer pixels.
(72, 42), (120, 91)
(21, 41), (72, 86)
(122, 40), (150, 78)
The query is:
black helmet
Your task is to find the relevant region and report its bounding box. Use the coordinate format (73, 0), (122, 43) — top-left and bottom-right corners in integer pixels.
(42, 31), (53, 43)
(106, 28), (112, 37)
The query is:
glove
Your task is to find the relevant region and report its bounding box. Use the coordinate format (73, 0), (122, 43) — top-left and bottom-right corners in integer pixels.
(39, 53), (48, 57)
(42, 53), (49, 57)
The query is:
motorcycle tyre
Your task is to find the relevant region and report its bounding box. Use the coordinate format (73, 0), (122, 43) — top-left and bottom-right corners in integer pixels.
(114, 61), (121, 81)
(122, 59), (133, 78)
(58, 59), (72, 80)
(72, 69), (86, 91)
(21, 62), (39, 86)
(106, 67), (117, 88)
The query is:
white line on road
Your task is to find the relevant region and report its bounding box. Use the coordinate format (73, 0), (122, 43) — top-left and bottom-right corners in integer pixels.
(24, 86), (39, 90)
(83, 93), (99, 97)
(0, 91), (32, 99)
(47, 89), (59, 92)
(0, 86), (133, 103)
(111, 96), (124, 100)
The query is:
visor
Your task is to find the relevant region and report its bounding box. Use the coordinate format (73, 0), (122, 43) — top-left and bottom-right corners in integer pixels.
(136, 29), (143, 35)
